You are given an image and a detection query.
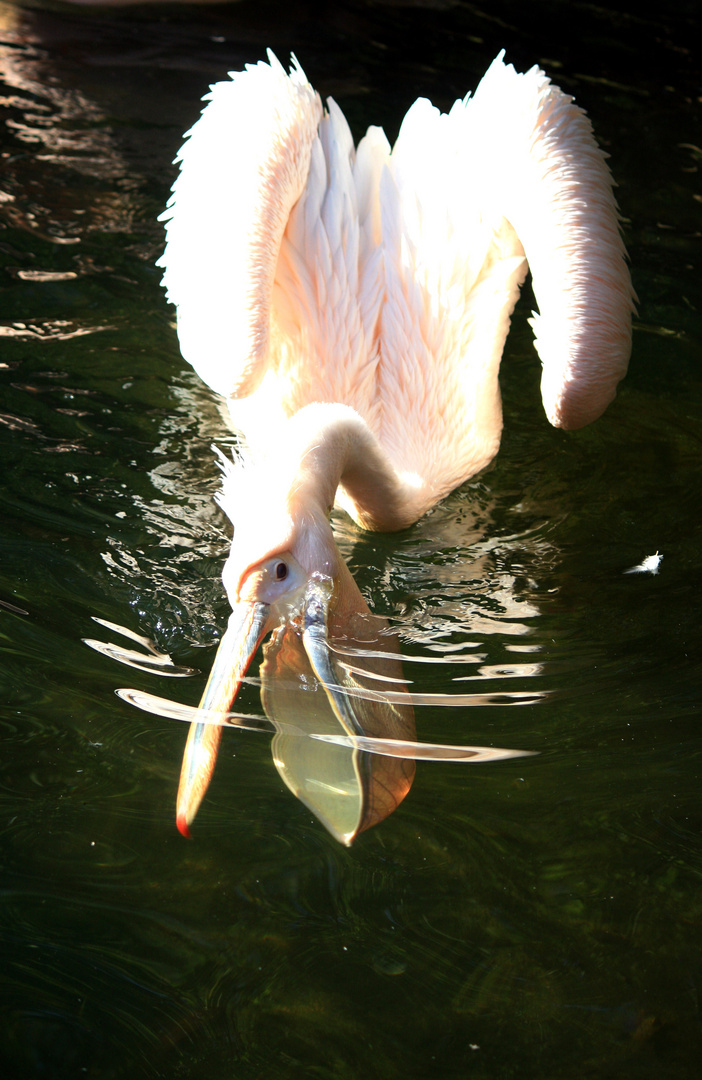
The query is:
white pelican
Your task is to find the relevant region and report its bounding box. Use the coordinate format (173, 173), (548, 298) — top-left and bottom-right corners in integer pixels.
(158, 51), (634, 838)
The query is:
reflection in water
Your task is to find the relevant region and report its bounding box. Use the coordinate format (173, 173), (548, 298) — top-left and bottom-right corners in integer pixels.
(0, 4), (138, 247)
(84, 617), (199, 676)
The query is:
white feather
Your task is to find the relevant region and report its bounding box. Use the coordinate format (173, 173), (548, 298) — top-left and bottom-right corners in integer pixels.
(624, 552), (662, 575)
(158, 53), (322, 397)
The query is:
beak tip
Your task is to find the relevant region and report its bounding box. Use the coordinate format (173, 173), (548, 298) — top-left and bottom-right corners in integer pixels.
(176, 812), (192, 838)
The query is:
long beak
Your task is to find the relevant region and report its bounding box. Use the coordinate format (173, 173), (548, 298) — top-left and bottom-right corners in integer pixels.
(302, 580), (362, 739)
(176, 600), (270, 836)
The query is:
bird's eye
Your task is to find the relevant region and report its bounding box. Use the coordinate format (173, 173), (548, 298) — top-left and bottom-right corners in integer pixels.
(275, 561), (288, 581)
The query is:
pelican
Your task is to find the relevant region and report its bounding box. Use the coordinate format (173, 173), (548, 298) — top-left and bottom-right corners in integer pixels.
(158, 51), (634, 839)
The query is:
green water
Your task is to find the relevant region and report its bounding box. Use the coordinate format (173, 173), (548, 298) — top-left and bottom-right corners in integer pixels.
(1, 1), (700, 1077)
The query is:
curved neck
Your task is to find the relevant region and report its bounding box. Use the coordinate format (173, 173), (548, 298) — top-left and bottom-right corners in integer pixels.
(280, 403), (430, 532)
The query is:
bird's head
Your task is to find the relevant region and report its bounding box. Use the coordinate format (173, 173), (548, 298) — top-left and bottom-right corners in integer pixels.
(211, 458), (348, 692)
(176, 452), (376, 836)
(221, 463), (341, 608)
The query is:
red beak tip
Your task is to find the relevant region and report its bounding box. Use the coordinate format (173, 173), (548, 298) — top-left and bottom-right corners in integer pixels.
(176, 813), (192, 838)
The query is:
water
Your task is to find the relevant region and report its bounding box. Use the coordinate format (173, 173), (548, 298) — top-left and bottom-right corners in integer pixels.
(1, 1), (701, 1076)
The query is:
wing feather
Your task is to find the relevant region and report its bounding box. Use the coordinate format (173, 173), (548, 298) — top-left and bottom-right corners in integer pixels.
(158, 52), (322, 398)
(376, 91), (527, 486)
(161, 48), (633, 476)
(469, 53), (635, 429)
(271, 98), (389, 416)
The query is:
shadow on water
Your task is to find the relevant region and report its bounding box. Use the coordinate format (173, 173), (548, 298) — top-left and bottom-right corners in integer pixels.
(1, 0), (701, 1077)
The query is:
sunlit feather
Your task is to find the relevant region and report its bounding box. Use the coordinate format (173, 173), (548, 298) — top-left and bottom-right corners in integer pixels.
(158, 50), (634, 838)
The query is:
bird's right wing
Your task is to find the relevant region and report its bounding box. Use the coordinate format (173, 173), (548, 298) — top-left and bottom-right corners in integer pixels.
(158, 53), (322, 399)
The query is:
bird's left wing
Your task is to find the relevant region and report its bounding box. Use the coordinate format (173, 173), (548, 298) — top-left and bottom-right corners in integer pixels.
(158, 53), (322, 398)
(469, 54), (635, 430)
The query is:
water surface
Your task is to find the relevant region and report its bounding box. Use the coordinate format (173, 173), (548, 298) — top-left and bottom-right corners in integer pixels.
(1, 1), (701, 1077)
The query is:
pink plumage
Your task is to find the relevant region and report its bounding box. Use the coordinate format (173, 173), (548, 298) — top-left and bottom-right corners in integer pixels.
(158, 51), (634, 838)
(160, 50), (633, 523)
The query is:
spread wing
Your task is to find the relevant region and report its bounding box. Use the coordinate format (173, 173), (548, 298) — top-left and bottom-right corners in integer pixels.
(158, 52), (322, 398)
(368, 52), (634, 491)
(469, 53), (635, 430)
